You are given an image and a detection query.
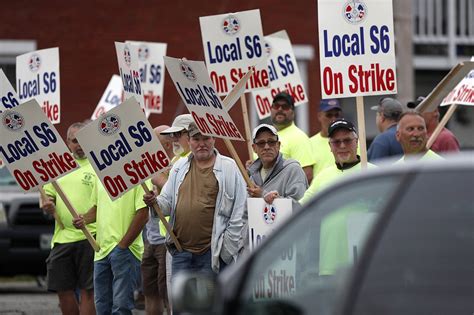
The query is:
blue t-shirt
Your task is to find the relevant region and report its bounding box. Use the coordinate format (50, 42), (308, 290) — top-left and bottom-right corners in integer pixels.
(368, 125), (403, 163)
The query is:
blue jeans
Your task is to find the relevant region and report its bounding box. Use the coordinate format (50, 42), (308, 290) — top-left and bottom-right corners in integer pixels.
(171, 248), (214, 279)
(94, 246), (140, 315)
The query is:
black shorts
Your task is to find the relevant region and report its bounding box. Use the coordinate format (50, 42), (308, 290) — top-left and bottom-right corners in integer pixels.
(141, 242), (168, 298)
(46, 239), (94, 292)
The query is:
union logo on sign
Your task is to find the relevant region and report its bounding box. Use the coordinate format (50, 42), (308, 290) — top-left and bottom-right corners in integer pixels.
(222, 15), (240, 35)
(124, 46), (132, 67)
(28, 54), (41, 72)
(343, 1), (368, 24)
(138, 44), (149, 61)
(264, 41), (272, 57)
(98, 114), (121, 136)
(262, 204), (277, 224)
(2, 110), (24, 131)
(180, 61), (197, 81)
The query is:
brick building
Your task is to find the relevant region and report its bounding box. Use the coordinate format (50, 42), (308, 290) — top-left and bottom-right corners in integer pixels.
(0, 0), (322, 159)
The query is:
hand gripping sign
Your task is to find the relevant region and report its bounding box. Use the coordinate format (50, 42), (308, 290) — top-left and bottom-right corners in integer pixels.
(16, 48), (61, 124)
(91, 75), (124, 120)
(126, 41), (167, 114)
(76, 97), (182, 250)
(247, 198), (295, 299)
(251, 30), (309, 119)
(200, 9), (269, 96)
(0, 99), (98, 250)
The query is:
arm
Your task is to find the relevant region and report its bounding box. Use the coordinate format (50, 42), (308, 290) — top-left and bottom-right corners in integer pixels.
(284, 164), (309, 210)
(72, 206), (97, 229)
(118, 207), (148, 249)
(221, 169), (247, 263)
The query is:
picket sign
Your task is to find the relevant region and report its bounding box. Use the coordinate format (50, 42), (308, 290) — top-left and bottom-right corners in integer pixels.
(425, 59), (474, 149)
(318, 0), (398, 168)
(0, 100), (98, 250)
(416, 61), (474, 113)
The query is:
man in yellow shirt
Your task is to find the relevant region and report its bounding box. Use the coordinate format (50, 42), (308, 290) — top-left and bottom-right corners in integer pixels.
(309, 99), (343, 178)
(73, 179), (149, 314)
(270, 92), (316, 184)
(42, 122), (96, 315)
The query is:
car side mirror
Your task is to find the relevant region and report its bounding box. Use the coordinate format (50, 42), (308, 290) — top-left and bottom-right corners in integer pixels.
(172, 271), (217, 314)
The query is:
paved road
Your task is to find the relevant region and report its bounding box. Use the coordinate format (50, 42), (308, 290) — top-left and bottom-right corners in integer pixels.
(0, 279), (145, 315)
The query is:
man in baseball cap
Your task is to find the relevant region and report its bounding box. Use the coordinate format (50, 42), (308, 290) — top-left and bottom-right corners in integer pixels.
(301, 119), (372, 205)
(270, 92), (315, 184)
(310, 99), (344, 179)
(367, 97), (404, 163)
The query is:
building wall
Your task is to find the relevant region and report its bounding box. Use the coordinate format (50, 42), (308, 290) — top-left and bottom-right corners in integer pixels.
(0, 0), (322, 159)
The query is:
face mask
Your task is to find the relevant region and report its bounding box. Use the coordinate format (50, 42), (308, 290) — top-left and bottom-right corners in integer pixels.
(173, 142), (185, 156)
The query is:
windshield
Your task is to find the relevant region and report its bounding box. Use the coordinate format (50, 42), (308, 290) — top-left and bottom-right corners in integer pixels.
(235, 173), (404, 315)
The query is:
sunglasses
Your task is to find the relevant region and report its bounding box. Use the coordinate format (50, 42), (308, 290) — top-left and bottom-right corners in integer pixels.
(271, 102), (293, 111)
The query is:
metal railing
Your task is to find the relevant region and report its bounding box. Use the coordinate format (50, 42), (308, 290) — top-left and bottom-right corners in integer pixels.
(413, 0), (474, 68)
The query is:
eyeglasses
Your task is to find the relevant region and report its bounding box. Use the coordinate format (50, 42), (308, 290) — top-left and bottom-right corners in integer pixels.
(329, 138), (356, 147)
(254, 139), (278, 148)
(271, 102), (292, 111)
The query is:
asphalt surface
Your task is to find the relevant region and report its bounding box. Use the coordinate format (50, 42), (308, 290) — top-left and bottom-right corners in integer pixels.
(0, 279), (146, 315)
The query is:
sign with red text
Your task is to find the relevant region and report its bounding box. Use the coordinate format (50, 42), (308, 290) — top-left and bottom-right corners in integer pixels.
(77, 97), (170, 200)
(200, 9), (269, 96)
(247, 198), (295, 299)
(441, 57), (474, 107)
(115, 42), (144, 110)
(0, 99), (78, 192)
(16, 48), (61, 123)
(318, 0), (397, 98)
(126, 41), (167, 114)
(164, 56), (244, 141)
(0, 69), (20, 111)
(91, 75), (124, 120)
(250, 30), (308, 119)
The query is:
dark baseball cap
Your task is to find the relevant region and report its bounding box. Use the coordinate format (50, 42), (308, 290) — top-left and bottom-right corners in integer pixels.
(272, 92), (295, 108)
(320, 99), (342, 112)
(328, 119), (357, 137)
(407, 96), (426, 109)
(371, 97), (403, 120)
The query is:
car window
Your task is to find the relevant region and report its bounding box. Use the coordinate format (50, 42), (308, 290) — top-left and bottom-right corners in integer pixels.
(0, 167), (17, 186)
(235, 173), (404, 315)
(350, 169), (474, 315)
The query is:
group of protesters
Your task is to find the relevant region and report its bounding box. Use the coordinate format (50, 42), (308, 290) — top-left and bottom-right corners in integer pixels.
(40, 91), (460, 315)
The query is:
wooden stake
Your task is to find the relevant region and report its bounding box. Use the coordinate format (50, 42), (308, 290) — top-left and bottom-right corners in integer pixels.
(356, 96), (368, 169)
(240, 94), (254, 161)
(141, 183), (182, 252)
(51, 182), (100, 252)
(38, 186), (64, 230)
(426, 104), (458, 149)
(223, 139), (255, 188)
